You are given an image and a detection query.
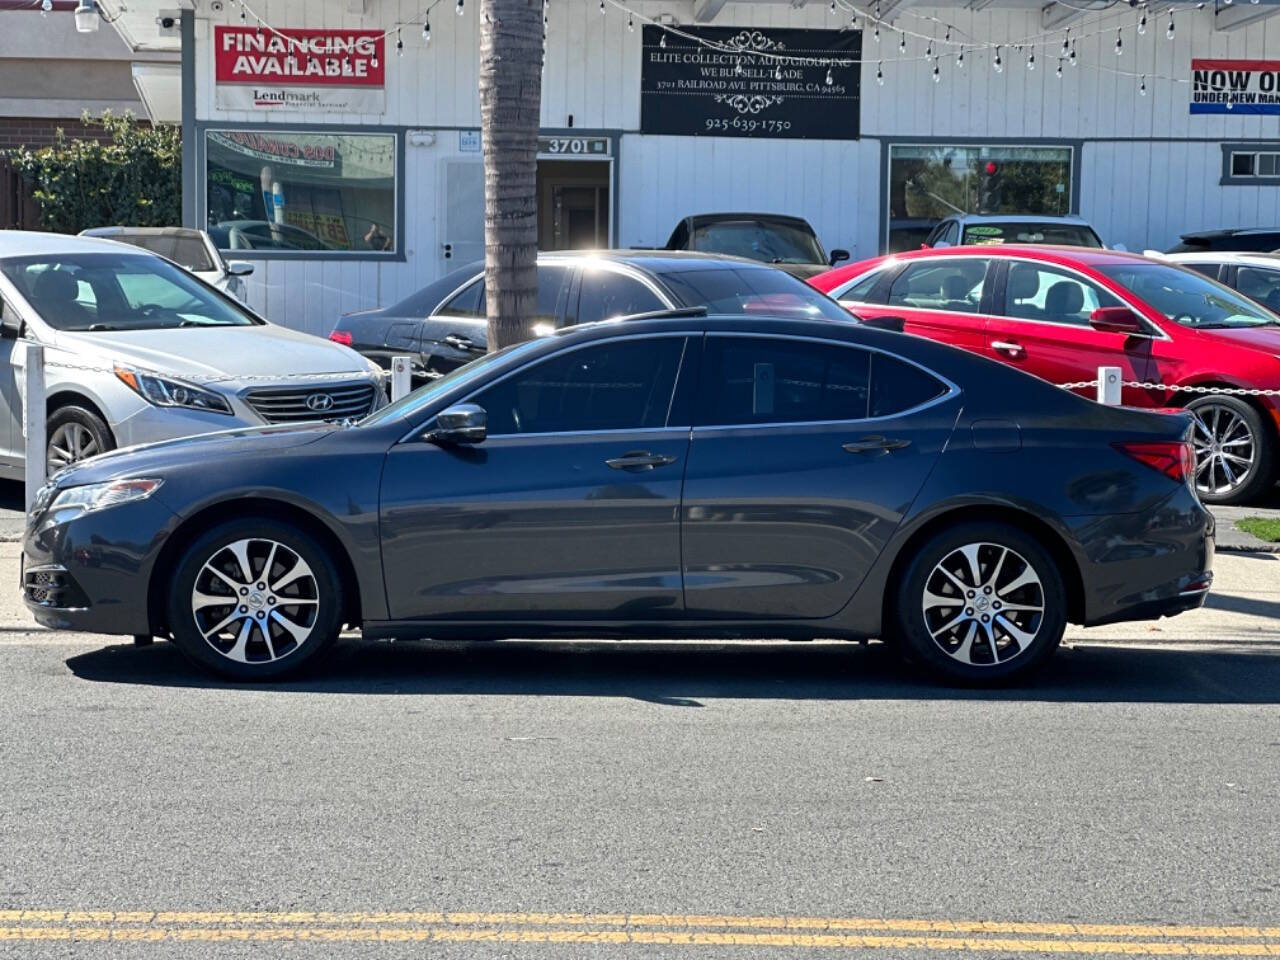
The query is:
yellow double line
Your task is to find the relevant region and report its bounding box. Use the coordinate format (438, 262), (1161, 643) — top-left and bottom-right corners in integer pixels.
(1, 909), (1278, 953)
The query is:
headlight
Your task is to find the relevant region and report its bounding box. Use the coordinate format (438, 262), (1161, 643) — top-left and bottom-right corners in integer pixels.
(50, 478), (163, 517)
(114, 365), (232, 415)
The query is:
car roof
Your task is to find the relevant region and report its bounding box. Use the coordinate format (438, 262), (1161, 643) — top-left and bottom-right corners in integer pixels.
(950, 213), (1091, 226)
(80, 226), (204, 239)
(1179, 227), (1280, 240)
(878, 244), (1145, 268)
(1160, 250), (1280, 266)
(0, 230), (155, 258)
(682, 212), (814, 228)
(540, 248), (770, 272)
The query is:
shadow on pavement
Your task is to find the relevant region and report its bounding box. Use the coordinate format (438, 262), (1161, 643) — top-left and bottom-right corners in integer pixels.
(65, 637), (1280, 705)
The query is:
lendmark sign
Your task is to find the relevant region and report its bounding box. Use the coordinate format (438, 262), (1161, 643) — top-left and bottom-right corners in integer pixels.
(1191, 59), (1280, 115)
(214, 27), (386, 114)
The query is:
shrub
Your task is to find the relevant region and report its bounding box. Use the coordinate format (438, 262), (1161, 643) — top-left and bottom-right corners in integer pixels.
(7, 111), (181, 234)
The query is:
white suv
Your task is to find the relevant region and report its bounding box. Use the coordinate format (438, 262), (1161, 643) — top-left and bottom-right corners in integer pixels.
(0, 231), (386, 476)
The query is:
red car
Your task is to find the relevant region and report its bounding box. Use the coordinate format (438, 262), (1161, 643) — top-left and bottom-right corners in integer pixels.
(812, 246), (1280, 504)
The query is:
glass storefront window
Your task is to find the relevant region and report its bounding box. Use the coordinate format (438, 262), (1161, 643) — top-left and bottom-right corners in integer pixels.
(204, 129), (397, 254)
(886, 144), (1074, 253)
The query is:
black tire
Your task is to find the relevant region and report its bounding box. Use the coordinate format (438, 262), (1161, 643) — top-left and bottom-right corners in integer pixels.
(1186, 395), (1274, 506)
(46, 404), (115, 475)
(895, 521), (1067, 685)
(166, 518), (343, 681)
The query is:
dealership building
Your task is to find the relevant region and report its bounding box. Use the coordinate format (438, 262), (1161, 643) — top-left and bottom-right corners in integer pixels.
(80, 0), (1280, 335)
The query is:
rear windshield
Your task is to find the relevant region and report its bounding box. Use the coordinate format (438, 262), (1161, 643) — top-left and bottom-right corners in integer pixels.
(105, 233), (217, 272)
(962, 223), (1103, 248)
(658, 266), (853, 323)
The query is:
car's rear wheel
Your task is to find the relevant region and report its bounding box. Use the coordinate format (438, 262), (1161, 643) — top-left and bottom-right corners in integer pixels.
(1187, 396), (1273, 505)
(167, 519), (342, 681)
(895, 522), (1067, 684)
(46, 405), (114, 475)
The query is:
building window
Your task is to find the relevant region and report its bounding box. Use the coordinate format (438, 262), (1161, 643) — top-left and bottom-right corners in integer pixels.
(1220, 143), (1280, 185)
(204, 128), (398, 255)
(1230, 150), (1280, 178)
(885, 144), (1075, 254)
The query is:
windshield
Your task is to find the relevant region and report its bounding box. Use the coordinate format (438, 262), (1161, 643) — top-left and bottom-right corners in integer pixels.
(962, 223), (1103, 248)
(1097, 262), (1280, 329)
(104, 233), (217, 273)
(360, 338), (545, 427)
(0, 252), (259, 332)
(691, 221), (825, 265)
(659, 266), (853, 323)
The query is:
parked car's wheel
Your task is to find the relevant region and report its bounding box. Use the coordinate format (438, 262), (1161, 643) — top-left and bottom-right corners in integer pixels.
(1187, 395), (1274, 505)
(894, 522), (1067, 684)
(46, 405), (114, 475)
(167, 519), (343, 681)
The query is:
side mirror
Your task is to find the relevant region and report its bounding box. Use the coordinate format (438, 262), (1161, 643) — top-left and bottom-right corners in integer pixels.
(1089, 306), (1144, 334)
(427, 403), (487, 445)
(828, 248), (850, 266)
(0, 301), (23, 339)
(859, 314), (906, 333)
(932, 240), (952, 249)
(226, 260), (255, 277)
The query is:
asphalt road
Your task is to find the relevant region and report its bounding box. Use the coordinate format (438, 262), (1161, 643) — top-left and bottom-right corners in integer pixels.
(2, 548), (1278, 957)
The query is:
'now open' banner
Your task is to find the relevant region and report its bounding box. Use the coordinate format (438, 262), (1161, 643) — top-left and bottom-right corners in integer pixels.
(1191, 58), (1280, 115)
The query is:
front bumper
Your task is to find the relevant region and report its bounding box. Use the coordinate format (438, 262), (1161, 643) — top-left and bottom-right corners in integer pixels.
(22, 494), (180, 636)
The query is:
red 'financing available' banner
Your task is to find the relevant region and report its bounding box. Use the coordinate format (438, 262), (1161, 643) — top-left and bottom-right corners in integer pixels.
(214, 27), (386, 112)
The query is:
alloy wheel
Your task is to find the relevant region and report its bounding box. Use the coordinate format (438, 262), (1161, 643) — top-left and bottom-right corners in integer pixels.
(921, 542), (1046, 667)
(191, 538), (320, 664)
(1191, 403), (1256, 499)
(46, 422), (99, 473)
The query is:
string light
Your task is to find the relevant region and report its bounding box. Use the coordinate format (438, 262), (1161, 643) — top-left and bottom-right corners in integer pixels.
(873, 24), (880, 42)
(993, 45), (1002, 72)
(240, 1), (247, 21)
(1139, 75), (1147, 95)
(599, 0), (605, 12)
(957, 46), (964, 68)
(932, 57), (940, 82)
(1166, 13), (1175, 39)
(40, 0), (52, 14)
(898, 32), (906, 53)
(396, 26), (403, 55)
(627, 11), (634, 30)
(1055, 59), (1063, 78)
(1069, 40), (1077, 66)
(1027, 47), (1035, 70)
(1061, 30), (1069, 57)
(925, 39), (932, 56)
(455, 0), (463, 15)
(829, 0), (836, 12)
(876, 61), (884, 85)
(1137, 9), (1146, 34)
(422, 17), (431, 45)
(1114, 26), (1122, 55)
(944, 26), (951, 42)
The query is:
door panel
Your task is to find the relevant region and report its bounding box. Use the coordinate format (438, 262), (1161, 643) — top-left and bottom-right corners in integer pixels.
(987, 260), (1154, 403)
(681, 336), (958, 620)
(380, 430), (688, 620)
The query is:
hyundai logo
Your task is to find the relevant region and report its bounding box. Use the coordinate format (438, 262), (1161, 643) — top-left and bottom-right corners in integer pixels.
(306, 393), (335, 413)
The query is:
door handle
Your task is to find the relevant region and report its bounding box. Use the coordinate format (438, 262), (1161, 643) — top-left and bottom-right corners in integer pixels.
(443, 334), (480, 351)
(842, 436), (911, 455)
(992, 340), (1024, 357)
(606, 450), (678, 471)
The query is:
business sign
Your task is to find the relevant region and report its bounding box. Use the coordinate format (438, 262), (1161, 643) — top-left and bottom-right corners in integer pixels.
(641, 26), (860, 140)
(1191, 59), (1280, 114)
(214, 27), (386, 114)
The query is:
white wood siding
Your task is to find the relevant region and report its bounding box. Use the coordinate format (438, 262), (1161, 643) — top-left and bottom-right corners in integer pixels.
(196, 1), (1280, 332)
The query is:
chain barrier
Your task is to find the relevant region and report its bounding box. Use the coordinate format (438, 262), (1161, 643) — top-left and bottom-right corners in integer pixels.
(1058, 380), (1280, 398)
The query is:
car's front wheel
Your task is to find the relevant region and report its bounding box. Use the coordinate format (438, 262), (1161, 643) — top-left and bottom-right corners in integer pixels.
(167, 519), (343, 680)
(46, 404), (115, 475)
(1187, 395), (1274, 505)
(894, 522), (1067, 684)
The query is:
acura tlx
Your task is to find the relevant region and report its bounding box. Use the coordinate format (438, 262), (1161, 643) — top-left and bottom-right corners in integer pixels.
(24, 312), (1212, 684)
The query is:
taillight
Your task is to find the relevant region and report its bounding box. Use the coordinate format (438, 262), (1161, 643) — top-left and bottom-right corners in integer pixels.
(329, 329), (354, 346)
(1115, 441), (1195, 483)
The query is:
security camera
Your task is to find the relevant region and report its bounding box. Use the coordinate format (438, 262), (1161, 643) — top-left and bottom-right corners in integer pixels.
(156, 8), (181, 33)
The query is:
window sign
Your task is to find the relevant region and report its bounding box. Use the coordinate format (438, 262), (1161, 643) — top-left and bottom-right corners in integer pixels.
(640, 26), (860, 140)
(205, 129), (397, 254)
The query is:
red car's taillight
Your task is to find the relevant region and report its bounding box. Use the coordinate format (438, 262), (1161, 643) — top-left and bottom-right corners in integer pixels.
(329, 329), (354, 346)
(1115, 441), (1195, 483)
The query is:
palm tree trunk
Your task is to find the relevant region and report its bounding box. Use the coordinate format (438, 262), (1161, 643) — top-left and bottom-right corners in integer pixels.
(479, 0), (543, 351)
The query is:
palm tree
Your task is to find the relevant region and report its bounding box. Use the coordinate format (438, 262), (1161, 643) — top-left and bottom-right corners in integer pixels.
(479, 0), (544, 350)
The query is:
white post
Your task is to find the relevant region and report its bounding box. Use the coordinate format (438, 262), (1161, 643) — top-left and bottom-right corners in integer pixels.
(390, 355), (412, 403)
(22, 341), (45, 511)
(1097, 366), (1122, 406)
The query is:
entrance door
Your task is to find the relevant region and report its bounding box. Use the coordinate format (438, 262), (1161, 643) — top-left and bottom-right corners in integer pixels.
(537, 160), (610, 250)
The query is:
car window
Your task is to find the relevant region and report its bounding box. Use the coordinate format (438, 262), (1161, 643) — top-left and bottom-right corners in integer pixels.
(116, 271), (203, 312)
(870, 354), (948, 417)
(437, 279), (484, 319)
(666, 221), (690, 250)
(1183, 262), (1220, 280)
(574, 268), (665, 323)
(887, 259), (989, 314)
(924, 223), (946, 247)
(1003, 262), (1121, 327)
(473, 336), (686, 435)
(962, 223), (1103, 248)
(660, 266), (853, 322)
(696, 336), (871, 427)
(1097, 262), (1279, 329)
(1235, 266), (1280, 313)
(834, 269), (885, 303)
(387, 263), (482, 317)
(108, 233), (217, 272)
(689, 220), (824, 265)
(534, 265), (569, 325)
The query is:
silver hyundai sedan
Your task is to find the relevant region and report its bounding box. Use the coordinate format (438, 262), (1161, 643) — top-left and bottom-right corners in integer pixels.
(0, 231), (386, 477)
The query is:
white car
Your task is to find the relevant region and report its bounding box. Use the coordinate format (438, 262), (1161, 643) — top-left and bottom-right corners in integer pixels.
(1147, 250), (1280, 314)
(79, 226), (255, 303)
(0, 231), (386, 477)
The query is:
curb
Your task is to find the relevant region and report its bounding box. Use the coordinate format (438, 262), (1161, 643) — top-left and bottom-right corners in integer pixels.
(1216, 541), (1280, 554)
